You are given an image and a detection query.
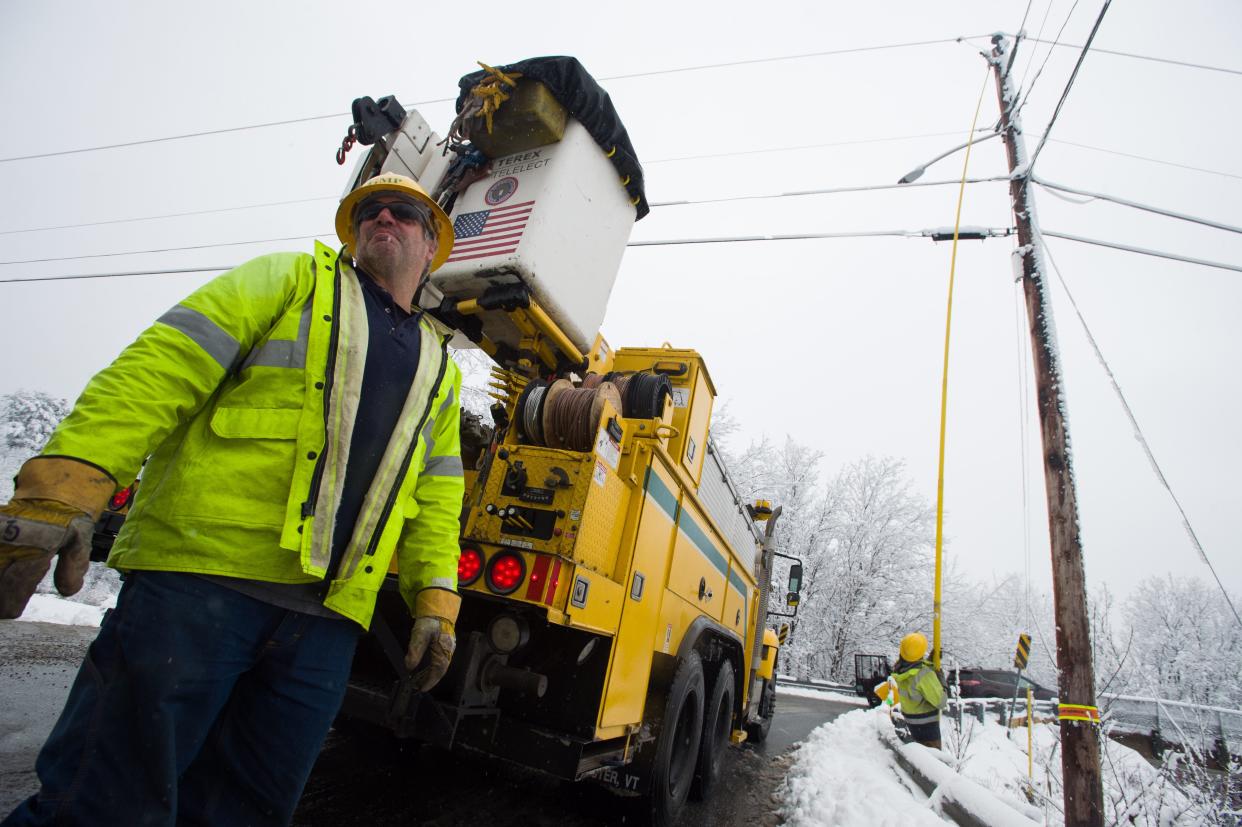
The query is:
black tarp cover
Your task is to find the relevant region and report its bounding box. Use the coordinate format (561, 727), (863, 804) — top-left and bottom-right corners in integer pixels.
(456, 56), (649, 220)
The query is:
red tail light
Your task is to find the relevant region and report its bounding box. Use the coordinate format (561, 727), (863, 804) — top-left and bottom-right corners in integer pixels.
(960, 679), (982, 686)
(486, 551), (526, 595)
(458, 547), (484, 586)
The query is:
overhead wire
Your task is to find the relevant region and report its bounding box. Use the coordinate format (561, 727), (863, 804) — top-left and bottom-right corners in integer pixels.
(1027, 0), (1114, 172)
(0, 196), (334, 237)
(649, 175), (1010, 209)
(1039, 230), (1242, 274)
(6, 132), (1234, 239)
(1047, 138), (1242, 181)
(0, 234), (327, 266)
(1040, 241), (1242, 631)
(1014, 0), (1057, 98)
(1012, 0), (1082, 115)
(627, 227), (1012, 248)
(1016, 0), (1036, 38)
(0, 177), (1012, 265)
(0, 266), (231, 284)
(643, 128), (989, 165)
(0, 36), (987, 166)
(1034, 177), (1242, 234)
(1019, 36), (1242, 78)
(0, 226), (1015, 283)
(0, 133), (1001, 237)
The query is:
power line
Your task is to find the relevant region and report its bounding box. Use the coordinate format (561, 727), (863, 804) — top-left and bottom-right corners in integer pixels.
(0, 234), (327, 266)
(1028, 0), (1113, 172)
(0, 37), (985, 166)
(601, 36), (982, 82)
(0, 132), (997, 237)
(8, 132), (1233, 240)
(0, 113), (352, 165)
(649, 175), (1009, 209)
(1016, 0), (1036, 38)
(1020, 35), (1242, 78)
(0, 225), (1015, 283)
(1013, 0), (1082, 114)
(0, 174), (1007, 243)
(0, 266), (231, 284)
(1048, 138), (1242, 181)
(644, 129), (980, 165)
(1041, 241), (1242, 630)
(1014, 0), (1057, 98)
(1034, 176), (1242, 235)
(1041, 229), (1242, 273)
(628, 226), (1013, 247)
(0, 196), (335, 237)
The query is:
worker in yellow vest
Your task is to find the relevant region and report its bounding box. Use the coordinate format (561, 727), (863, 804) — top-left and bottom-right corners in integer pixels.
(888, 632), (948, 748)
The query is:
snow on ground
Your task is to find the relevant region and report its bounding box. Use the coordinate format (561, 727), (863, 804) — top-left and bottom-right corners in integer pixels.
(780, 704), (1210, 826)
(781, 707), (948, 827)
(16, 563), (119, 627)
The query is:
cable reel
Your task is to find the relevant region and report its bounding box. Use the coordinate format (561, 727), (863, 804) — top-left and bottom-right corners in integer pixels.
(584, 371), (672, 419)
(511, 371), (672, 453)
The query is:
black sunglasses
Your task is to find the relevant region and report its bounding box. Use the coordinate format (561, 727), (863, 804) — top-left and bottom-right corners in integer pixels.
(355, 199), (433, 226)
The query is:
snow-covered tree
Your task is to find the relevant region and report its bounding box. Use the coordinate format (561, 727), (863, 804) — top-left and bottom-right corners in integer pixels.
(1120, 575), (1242, 708)
(796, 456), (936, 680)
(1, 389), (70, 501)
(2, 389), (69, 452)
(731, 447), (937, 682)
(941, 574), (1059, 688)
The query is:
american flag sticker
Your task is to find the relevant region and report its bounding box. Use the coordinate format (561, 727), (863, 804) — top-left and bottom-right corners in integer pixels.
(446, 200), (534, 263)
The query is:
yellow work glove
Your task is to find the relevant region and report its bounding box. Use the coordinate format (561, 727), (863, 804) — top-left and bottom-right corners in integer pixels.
(403, 588), (461, 692)
(0, 457), (115, 619)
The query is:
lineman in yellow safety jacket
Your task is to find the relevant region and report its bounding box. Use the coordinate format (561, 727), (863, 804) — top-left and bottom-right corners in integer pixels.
(0, 173), (463, 826)
(888, 632), (949, 749)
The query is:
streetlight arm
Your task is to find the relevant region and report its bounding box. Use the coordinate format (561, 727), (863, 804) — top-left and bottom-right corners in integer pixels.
(897, 129), (1001, 183)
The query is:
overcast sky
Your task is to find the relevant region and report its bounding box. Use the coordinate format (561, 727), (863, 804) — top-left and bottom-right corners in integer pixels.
(1, 0), (1238, 609)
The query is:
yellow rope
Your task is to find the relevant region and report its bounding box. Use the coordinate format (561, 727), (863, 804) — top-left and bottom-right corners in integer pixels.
(932, 66), (993, 672)
(470, 62), (523, 134)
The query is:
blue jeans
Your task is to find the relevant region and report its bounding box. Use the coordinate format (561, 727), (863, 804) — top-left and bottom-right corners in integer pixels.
(3, 571), (360, 827)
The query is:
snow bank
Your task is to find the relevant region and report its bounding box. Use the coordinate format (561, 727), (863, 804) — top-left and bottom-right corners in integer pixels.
(781, 708), (945, 827)
(19, 593), (111, 626)
(782, 704), (1212, 826)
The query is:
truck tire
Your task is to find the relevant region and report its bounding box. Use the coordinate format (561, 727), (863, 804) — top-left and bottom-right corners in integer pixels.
(691, 659), (734, 801)
(745, 678), (775, 744)
(647, 650), (705, 827)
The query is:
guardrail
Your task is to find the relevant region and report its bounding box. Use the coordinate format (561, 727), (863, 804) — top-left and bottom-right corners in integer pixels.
(775, 677), (856, 695)
(777, 677), (1241, 762)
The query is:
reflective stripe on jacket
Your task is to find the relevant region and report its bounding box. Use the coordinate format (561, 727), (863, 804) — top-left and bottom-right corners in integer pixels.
(891, 660), (947, 722)
(43, 241), (464, 629)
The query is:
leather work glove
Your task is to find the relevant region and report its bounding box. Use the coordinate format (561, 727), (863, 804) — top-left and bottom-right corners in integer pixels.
(1, 457), (116, 619)
(403, 588), (461, 692)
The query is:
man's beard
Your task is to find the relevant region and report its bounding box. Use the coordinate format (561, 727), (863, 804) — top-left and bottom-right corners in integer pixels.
(357, 241), (411, 282)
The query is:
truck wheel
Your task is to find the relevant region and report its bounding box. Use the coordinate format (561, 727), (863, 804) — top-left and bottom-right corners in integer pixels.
(691, 659), (734, 801)
(648, 650), (705, 827)
(745, 679), (775, 744)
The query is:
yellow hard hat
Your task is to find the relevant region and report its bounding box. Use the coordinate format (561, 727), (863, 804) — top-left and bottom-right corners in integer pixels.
(899, 632), (928, 662)
(335, 172), (454, 270)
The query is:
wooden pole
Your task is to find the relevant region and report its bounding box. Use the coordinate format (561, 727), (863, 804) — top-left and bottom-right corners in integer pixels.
(989, 34), (1104, 826)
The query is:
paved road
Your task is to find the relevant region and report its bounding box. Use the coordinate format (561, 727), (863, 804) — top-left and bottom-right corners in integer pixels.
(0, 621), (98, 814)
(293, 687), (861, 826)
(0, 621), (854, 825)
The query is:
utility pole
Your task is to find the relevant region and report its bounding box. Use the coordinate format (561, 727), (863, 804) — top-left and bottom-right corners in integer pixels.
(989, 34), (1104, 826)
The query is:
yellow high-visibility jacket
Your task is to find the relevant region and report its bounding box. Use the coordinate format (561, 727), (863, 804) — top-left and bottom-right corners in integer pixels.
(42, 241), (464, 629)
(891, 659), (948, 725)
